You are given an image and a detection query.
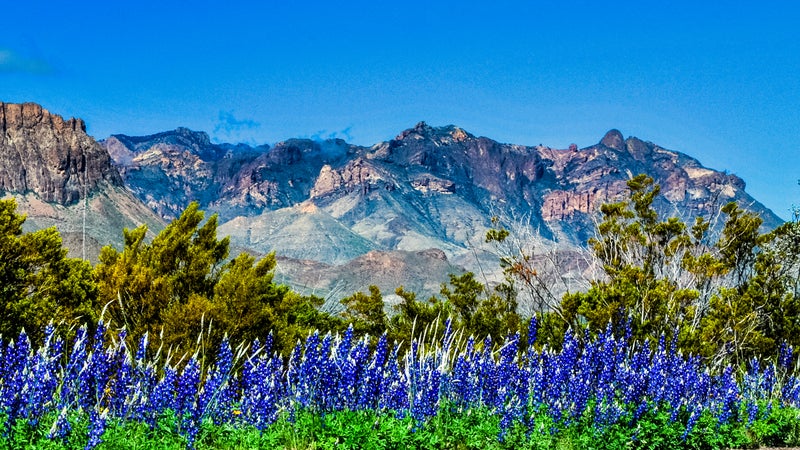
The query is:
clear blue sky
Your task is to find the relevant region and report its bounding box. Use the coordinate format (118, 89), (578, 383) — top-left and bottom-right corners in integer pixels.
(2, 1), (799, 219)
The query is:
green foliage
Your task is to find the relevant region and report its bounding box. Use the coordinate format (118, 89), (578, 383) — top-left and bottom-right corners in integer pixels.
(747, 401), (800, 446)
(550, 174), (800, 365)
(380, 272), (523, 349)
(94, 202), (328, 356)
(696, 203), (800, 365)
(5, 404), (799, 450)
(340, 285), (388, 337)
(0, 199), (97, 343)
(561, 175), (700, 344)
(95, 203), (228, 343)
(388, 286), (450, 347)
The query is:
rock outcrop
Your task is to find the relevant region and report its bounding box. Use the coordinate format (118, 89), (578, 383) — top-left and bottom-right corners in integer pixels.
(0, 102), (122, 204)
(310, 159), (393, 198)
(0, 102), (164, 259)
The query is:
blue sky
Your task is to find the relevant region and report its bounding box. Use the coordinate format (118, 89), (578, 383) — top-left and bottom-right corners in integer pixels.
(2, 1), (799, 219)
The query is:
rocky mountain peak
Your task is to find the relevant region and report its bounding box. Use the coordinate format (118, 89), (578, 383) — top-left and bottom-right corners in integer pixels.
(108, 127), (227, 163)
(0, 101), (122, 205)
(394, 122), (476, 145)
(1, 102), (87, 133)
(600, 129), (625, 150)
(395, 121), (435, 141)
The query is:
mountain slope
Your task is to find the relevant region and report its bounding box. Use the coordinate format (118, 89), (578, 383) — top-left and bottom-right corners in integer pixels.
(6, 101), (780, 299)
(103, 121), (783, 298)
(0, 102), (165, 259)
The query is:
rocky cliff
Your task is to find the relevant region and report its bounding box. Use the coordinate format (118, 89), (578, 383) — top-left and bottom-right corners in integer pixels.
(0, 102), (164, 259)
(0, 102), (122, 204)
(93, 118), (784, 298)
(107, 121), (783, 257)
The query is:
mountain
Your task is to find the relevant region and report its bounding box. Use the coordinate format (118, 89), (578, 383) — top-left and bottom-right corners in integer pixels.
(102, 121), (783, 299)
(0, 102), (164, 259)
(5, 101), (780, 300)
(103, 129), (353, 221)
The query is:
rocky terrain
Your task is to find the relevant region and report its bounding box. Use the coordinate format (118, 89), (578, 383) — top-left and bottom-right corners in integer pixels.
(104, 120), (782, 254)
(0, 101), (782, 299)
(99, 120), (783, 299)
(0, 102), (122, 204)
(0, 102), (164, 260)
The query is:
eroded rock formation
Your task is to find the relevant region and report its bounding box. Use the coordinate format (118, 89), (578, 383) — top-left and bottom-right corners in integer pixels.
(0, 102), (122, 204)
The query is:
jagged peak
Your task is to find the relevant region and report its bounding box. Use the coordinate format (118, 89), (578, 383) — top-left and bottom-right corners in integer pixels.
(112, 126), (212, 148)
(599, 129), (625, 150)
(394, 121), (476, 144)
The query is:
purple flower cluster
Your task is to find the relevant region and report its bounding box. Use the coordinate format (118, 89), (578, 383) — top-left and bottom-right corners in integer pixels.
(1, 319), (799, 448)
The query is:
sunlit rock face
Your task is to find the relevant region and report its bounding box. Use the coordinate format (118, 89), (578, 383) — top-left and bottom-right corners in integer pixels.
(106, 120), (782, 255)
(0, 102), (164, 260)
(0, 102), (123, 205)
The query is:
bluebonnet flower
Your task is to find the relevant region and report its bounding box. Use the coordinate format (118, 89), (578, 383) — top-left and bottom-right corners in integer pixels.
(682, 405), (702, 440)
(47, 405), (71, 440)
(85, 408), (107, 450)
(379, 344), (408, 413)
(108, 330), (133, 417)
(716, 366), (740, 425)
(21, 324), (61, 426)
(2, 330), (32, 427)
(146, 365), (177, 427)
(176, 354), (201, 445)
(779, 342), (794, 371)
(4, 312), (800, 448)
(197, 337), (237, 425)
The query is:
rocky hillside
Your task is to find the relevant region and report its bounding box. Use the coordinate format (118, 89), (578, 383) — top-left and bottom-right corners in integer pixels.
(0, 102), (122, 204)
(0, 102), (164, 259)
(101, 121), (783, 299)
(104, 129), (353, 221)
(107, 122), (782, 247)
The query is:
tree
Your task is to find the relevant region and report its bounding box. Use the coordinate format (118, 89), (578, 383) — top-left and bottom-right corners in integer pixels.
(389, 287), (449, 348)
(95, 202), (229, 343)
(0, 198), (97, 342)
(561, 175), (700, 343)
(340, 285), (387, 337)
(484, 214), (583, 319)
(213, 251), (340, 356)
(439, 272), (521, 343)
(95, 202), (325, 356)
(698, 205), (800, 366)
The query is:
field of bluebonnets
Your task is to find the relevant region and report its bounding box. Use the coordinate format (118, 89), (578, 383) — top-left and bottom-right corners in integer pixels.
(1, 317), (799, 450)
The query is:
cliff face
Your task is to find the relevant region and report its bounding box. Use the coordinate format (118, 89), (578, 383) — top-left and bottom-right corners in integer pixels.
(0, 102), (123, 204)
(0, 102), (164, 260)
(535, 130), (764, 240)
(103, 131), (355, 220)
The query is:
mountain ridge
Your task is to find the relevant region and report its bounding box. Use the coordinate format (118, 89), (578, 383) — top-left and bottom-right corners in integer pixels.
(100, 119), (782, 298)
(0, 101), (782, 299)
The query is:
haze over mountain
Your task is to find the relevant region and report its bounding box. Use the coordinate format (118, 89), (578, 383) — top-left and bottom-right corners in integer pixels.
(0, 102), (783, 299)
